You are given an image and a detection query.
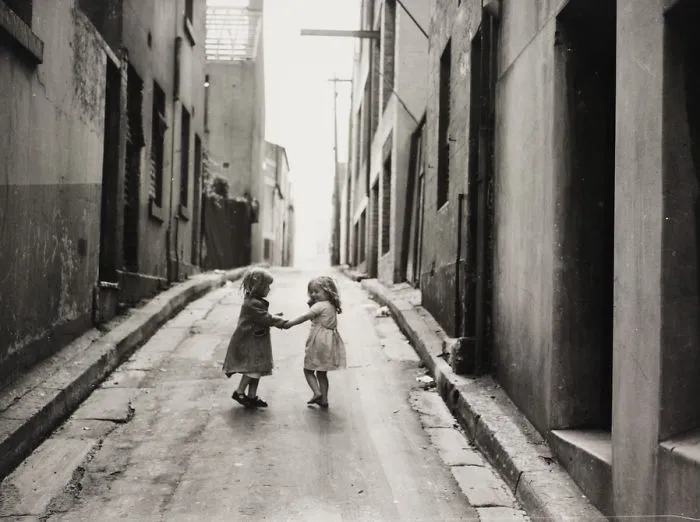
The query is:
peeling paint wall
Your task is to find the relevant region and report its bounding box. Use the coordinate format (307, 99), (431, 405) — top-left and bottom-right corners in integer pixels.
(0, 0), (109, 382)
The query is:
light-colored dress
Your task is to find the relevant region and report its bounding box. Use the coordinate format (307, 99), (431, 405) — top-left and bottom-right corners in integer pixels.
(304, 301), (346, 371)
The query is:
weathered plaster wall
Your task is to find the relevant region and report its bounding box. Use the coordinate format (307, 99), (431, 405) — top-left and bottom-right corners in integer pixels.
(206, 62), (256, 198)
(491, 1), (563, 433)
(121, 0), (176, 279)
(421, 0), (481, 336)
(0, 0), (108, 381)
(205, 33), (265, 263)
(378, 0), (429, 285)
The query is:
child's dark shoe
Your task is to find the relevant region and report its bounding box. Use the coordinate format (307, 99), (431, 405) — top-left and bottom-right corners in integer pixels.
(250, 396), (268, 408)
(232, 391), (252, 407)
(307, 394), (322, 405)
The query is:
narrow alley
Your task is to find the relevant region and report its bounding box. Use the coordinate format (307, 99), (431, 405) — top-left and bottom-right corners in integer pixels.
(0, 270), (526, 521)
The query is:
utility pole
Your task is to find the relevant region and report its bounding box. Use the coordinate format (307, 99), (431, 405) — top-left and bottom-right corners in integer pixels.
(329, 78), (352, 266)
(301, 29), (375, 266)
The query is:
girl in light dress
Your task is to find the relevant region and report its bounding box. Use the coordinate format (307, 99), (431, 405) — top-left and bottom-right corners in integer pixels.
(283, 276), (346, 408)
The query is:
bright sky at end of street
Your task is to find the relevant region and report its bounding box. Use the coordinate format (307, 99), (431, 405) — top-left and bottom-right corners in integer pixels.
(263, 0), (359, 268)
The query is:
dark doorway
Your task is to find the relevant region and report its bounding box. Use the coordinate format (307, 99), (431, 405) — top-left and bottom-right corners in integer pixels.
(659, 0), (700, 439)
(191, 134), (203, 266)
(404, 119), (426, 287)
(99, 59), (122, 283)
(369, 181), (379, 277)
(437, 40), (451, 209)
(554, 0), (616, 430)
(382, 155), (391, 256)
(463, 13), (497, 375)
(124, 65), (143, 272)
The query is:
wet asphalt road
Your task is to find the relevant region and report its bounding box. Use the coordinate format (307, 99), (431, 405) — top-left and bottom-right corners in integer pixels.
(7, 269), (480, 521)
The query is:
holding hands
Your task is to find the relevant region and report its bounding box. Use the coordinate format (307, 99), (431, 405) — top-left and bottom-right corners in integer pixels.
(273, 313), (292, 330)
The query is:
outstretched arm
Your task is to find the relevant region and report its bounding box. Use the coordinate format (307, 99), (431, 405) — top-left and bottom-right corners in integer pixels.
(284, 309), (315, 328)
(249, 301), (287, 328)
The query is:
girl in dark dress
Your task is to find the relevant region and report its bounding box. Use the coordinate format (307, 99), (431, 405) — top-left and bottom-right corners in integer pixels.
(222, 268), (286, 408)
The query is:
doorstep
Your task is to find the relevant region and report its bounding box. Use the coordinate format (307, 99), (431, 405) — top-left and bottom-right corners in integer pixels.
(550, 429), (613, 516)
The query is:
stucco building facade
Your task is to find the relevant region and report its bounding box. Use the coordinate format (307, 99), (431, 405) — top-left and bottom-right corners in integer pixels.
(344, 0), (429, 285)
(0, 0), (208, 384)
(204, 0), (266, 265)
(419, 0), (700, 517)
(261, 142), (294, 266)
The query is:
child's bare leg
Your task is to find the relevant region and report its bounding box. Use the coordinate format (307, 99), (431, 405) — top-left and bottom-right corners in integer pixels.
(304, 369), (321, 401)
(317, 371), (329, 404)
(236, 375), (251, 394)
(247, 377), (260, 399)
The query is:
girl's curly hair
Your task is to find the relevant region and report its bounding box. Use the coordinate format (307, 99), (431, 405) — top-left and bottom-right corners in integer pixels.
(308, 276), (342, 314)
(241, 267), (274, 298)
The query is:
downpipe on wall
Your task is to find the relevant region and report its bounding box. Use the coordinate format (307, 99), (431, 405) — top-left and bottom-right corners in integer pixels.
(455, 192), (464, 336)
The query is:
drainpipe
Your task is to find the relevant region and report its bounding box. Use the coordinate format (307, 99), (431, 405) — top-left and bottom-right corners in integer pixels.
(167, 34), (183, 283)
(365, 41), (374, 267)
(455, 192), (464, 336)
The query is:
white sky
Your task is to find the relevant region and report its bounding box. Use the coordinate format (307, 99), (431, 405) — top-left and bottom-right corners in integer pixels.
(262, 0), (359, 267)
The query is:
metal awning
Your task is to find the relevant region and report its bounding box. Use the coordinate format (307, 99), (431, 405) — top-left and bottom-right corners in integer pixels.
(206, 0), (262, 62)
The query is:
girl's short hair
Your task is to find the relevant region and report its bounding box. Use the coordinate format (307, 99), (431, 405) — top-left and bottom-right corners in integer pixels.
(308, 276), (342, 314)
(241, 267), (274, 297)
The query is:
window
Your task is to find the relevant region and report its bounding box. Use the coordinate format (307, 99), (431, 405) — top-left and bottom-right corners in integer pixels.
(1, 0), (43, 64)
(359, 211), (367, 263)
(361, 80), (370, 168)
(150, 82), (166, 208)
(124, 64), (144, 270)
(371, 39), (380, 135)
(180, 107), (191, 208)
(437, 40), (452, 208)
(362, 0), (375, 30)
(4, 0), (32, 26)
(184, 0), (195, 45)
(354, 105), (362, 179)
(382, 155), (392, 255)
(382, 0), (396, 109)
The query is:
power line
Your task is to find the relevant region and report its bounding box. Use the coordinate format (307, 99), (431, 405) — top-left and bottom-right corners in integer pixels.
(396, 0), (428, 39)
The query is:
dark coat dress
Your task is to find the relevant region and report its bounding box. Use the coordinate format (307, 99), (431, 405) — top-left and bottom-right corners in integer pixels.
(222, 296), (286, 377)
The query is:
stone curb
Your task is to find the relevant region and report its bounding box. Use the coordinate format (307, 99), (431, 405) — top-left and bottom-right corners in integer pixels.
(358, 277), (605, 521)
(336, 265), (369, 282)
(0, 266), (250, 481)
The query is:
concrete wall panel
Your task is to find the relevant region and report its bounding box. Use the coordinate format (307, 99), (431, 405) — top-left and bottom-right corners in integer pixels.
(613, 0), (664, 516)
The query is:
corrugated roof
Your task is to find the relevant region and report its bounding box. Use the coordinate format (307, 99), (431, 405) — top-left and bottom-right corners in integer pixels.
(206, 0), (262, 62)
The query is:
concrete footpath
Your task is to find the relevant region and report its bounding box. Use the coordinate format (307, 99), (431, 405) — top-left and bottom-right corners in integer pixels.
(0, 267), (248, 481)
(351, 273), (606, 520)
